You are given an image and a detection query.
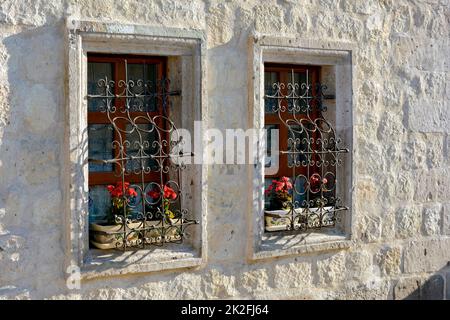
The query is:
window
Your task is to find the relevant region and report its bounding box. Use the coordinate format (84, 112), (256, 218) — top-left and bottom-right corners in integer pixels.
(66, 21), (206, 277)
(263, 63), (348, 233)
(86, 54), (197, 250)
(248, 36), (353, 259)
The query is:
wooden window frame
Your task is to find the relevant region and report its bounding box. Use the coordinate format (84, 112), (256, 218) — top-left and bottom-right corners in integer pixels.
(264, 63), (321, 180)
(87, 53), (168, 187)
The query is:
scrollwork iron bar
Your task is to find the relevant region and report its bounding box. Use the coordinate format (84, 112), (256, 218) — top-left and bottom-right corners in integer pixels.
(265, 68), (349, 232)
(87, 60), (198, 250)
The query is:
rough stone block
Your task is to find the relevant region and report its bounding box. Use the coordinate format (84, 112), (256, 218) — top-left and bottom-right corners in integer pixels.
(421, 274), (444, 300)
(376, 246), (401, 276)
(443, 203), (450, 235)
(206, 3), (233, 47)
(342, 0), (378, 15)
(377, 111), (405, 145)
(404, 238), (450, 273)
(239, 269), (270, 293)
(204, 269), (237, 298)
(345, 250), (373, 280)
(408, 98), (449, 133)
(339, 280), (391, 300)
(316, 252), (346, 286)
(381, 211), (396, 240)
(414, 168), (450, 203)
(413, 169), (437, 202)
(403, 133), (445, 170)
(422, 204), (442, 236)
(394, 277), (421, 300)
(273, 262), (312, 289)
(395, 206), (421, 239)
(394, 171), (414, 201)
(403, 134), (427, 170)
(436, 168), (450, 201)
(356, 215), (382, 242)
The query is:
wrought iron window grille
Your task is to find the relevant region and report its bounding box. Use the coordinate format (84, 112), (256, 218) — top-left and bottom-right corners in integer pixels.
(264, 69), (349, 232)
(87, 60), (198, 250)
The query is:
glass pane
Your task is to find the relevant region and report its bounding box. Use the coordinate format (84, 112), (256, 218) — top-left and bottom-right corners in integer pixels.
(292, 72), (307, 94)
(125, 123), (159, 172)
(264, 71), (278, 113)
(127, 63), (157, 112)
(88, 124), (114, 172)
(287, 125), (308, 167)
(88, 62), (113, 112)
(88, 185), (111, 223)
(264, 124), (278, 168)
(288, 71), (307, 113)
(293, 177), (307, 208)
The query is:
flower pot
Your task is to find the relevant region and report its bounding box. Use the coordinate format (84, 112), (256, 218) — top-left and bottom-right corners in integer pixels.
(89, 219), (183, 249)
(142, 219), (183, 244)
(264, 209), (294, 232)
(89, 221), (142, 250)
(264, 206), (335, 232)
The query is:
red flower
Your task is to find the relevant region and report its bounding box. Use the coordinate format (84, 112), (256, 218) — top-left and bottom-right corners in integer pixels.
(128, 188), (137, 197)
(280, 177), (293, 189)
(265, 176), (293, 195)
(163, 185), (177, 200)
(309, 174), (328, 186)
(147, 185), (177, 200)
(107, 181), (137, 198)
(309, 174), (328, 192)
(148, 190), (160, 199)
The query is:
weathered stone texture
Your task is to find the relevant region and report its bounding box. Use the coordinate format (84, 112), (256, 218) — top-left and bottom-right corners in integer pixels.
(443, 203), (450, 235)
(274, 261), (312, 289)
(0, 0), (449, 299)
(395, 206), (422, 239)
(376, 246), (401, 276)
(345, 250), (373, 281)
(404, 238), (450, 273)
(394, 277), (422, 300)
(336, 280), (391, 300)
(203, 268), (237, 299)
(394, 274), (446, 300)
(316, 252), (346, 286)
(239, 268), (270, 295)
(355, 214), (382, 243)
(422, 204), (442, 236)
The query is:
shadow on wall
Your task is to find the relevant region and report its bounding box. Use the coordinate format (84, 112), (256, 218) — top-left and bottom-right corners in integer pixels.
(394, 264), (450, 300)
(0, 22), (67, 298)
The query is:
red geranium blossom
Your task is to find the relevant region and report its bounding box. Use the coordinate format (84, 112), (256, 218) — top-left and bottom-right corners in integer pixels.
(309, 174), (328, 193)
(107, 181), (138, 198)
(309, 174), (328, 186)
(148, 185), (177, 200)
(265, 176), (293, 195)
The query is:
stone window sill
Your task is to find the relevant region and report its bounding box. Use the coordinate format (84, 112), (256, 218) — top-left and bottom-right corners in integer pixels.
(81, 243), (202, 280)
(252, 229), (352, 261)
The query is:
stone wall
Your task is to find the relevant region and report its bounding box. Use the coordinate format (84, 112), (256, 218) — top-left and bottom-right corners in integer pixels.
(0, 0), (449, 299)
